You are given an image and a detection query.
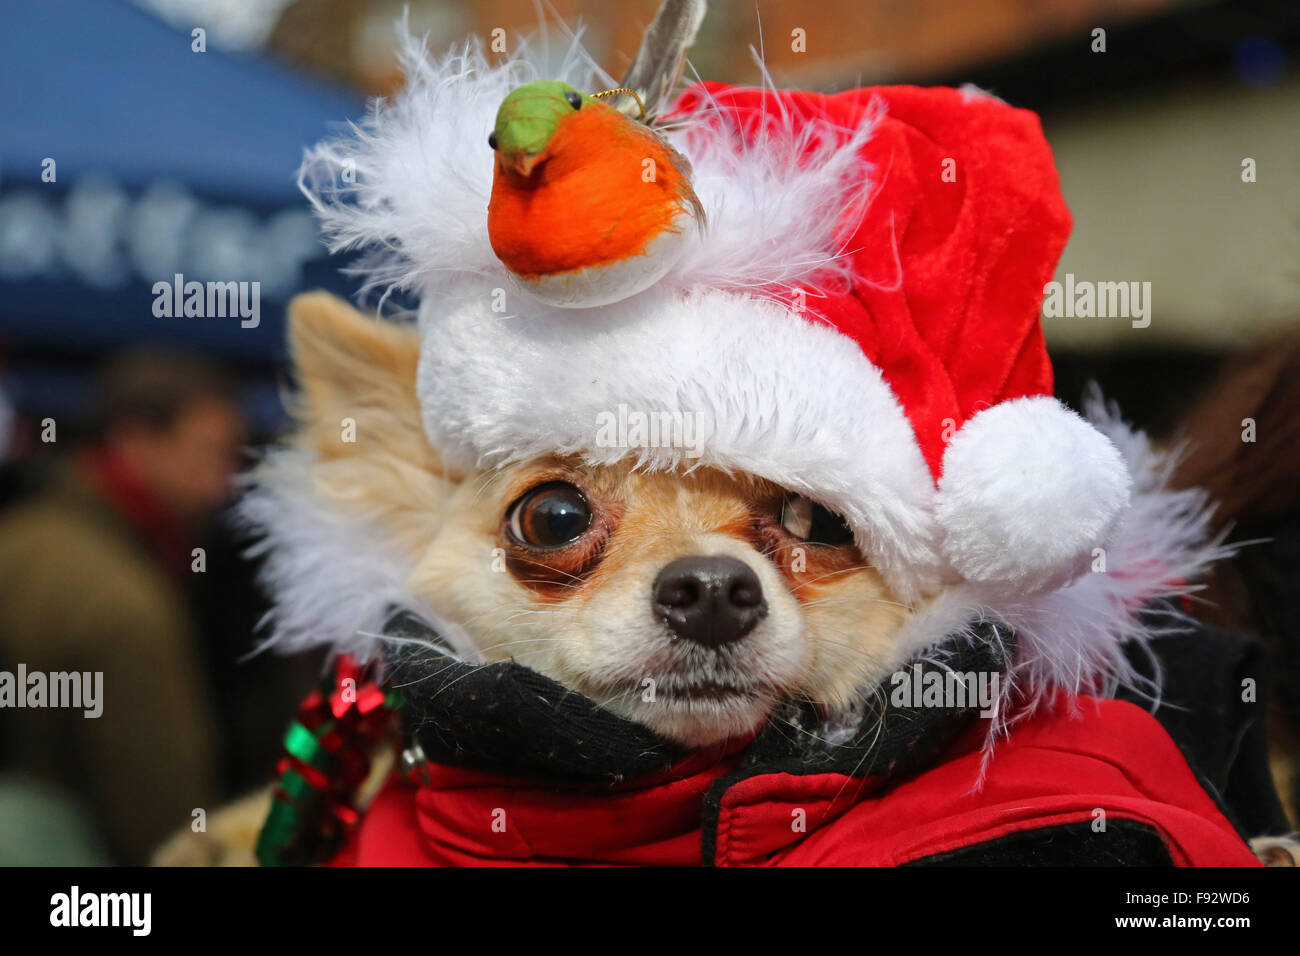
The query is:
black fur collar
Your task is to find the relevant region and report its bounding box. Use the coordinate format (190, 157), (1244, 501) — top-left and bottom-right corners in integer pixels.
(384, 611), (1010, 785)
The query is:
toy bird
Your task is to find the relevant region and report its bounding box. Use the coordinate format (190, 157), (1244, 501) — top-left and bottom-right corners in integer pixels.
(487, 80), (705, 308)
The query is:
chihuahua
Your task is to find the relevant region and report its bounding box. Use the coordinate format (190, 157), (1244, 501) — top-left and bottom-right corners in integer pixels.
(281, 290), (910, 749)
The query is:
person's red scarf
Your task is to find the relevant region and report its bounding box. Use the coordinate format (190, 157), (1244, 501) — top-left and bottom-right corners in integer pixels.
(80, 444), (191, 575)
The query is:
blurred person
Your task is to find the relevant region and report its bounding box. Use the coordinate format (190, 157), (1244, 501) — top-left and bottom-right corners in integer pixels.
(0, 348), (245, 863)
(1173, 324), (1300, 830)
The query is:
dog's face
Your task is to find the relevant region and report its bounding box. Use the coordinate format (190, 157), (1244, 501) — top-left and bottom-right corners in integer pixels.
(409, 459), (909, 746)
(287, 293), (912, 747)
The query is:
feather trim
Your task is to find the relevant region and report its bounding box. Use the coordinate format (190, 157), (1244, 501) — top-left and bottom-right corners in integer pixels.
(895, 387), (1234, 741)
(298, 27), (874, 311)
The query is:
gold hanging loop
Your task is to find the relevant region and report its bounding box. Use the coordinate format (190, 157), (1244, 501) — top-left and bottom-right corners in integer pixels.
(591, 88), (648, 122)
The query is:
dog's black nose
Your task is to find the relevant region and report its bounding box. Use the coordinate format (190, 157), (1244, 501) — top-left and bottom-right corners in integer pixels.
(652, 555), (768, 647)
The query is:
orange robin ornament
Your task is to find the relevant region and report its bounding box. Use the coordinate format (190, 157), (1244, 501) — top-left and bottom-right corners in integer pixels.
(487, 80), (704, 308)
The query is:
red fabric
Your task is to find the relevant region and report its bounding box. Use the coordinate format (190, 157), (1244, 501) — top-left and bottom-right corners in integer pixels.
(671, 84), (1071, 479)
(80, 444), (190, 574)
(328, 698), (1259, 867)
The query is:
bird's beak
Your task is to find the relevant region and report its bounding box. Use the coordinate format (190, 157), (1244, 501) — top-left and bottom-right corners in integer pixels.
(501, 151), (541, 179)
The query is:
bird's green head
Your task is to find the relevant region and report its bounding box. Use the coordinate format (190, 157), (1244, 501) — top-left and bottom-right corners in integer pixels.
(490, 81), (594, 176)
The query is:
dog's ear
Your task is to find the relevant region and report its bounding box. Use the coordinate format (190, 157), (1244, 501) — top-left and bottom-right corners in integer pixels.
(286, 291), (454, 555)
(287, 291), (433, 466)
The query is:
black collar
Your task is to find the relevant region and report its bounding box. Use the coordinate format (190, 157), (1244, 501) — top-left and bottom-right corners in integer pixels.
(384, 611), (1011, 785)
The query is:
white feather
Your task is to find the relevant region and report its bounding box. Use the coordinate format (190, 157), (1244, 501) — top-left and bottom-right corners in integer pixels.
(298, 27), (876, 311)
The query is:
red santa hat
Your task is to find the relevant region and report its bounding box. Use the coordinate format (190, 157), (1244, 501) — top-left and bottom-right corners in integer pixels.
(300, 39), (1131, 607)
(668, 82), (1131, 597)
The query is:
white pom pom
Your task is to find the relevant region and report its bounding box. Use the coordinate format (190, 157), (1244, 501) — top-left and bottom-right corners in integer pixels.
(935, 396), (1131, 593)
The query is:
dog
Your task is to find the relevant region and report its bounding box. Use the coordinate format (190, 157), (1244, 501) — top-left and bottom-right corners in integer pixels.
(193, 289), (1281, 869)
(157, 5), (1282, 864)
(150, 288), (917, 866)
(154, 287), (1294, 868)
(282, 291), (911, 749)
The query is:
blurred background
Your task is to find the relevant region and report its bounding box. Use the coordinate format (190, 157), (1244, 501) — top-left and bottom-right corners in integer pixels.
(0, 0), (1297, 864)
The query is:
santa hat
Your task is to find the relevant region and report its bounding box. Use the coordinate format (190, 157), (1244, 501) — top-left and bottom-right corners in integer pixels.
(302, 39), (1132, 607)
(642, 81), (1132, 600)
(242, 27), (1240, 721)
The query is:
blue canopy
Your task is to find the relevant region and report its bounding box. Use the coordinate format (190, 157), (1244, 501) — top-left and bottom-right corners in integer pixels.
(0, 0), (367, 426)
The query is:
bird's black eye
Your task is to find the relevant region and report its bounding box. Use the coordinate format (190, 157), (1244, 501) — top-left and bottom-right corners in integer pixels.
(488, 130), (499, 150)
(780, 494), (854, 546)
(564, 90), (583, 110)
(507, 482), (593, 549)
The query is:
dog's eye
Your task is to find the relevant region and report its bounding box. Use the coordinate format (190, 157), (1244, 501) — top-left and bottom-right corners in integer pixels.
(507, 482), (593, 549)
(780, 495), (854, 546)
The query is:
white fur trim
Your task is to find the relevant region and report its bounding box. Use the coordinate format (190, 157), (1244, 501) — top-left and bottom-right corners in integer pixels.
(416, 286), (945, 601)
(936, 396), (1131, 594)
(299, 28), (874, 310)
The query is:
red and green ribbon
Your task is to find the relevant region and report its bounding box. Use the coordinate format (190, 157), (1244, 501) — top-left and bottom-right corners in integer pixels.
(256, 656), (402, 867)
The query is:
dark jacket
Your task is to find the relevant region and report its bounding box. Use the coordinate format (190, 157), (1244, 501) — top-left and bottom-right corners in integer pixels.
(0, 453), (219, 863)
